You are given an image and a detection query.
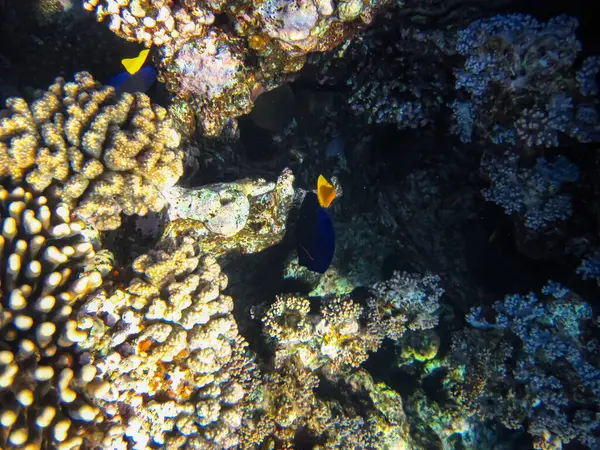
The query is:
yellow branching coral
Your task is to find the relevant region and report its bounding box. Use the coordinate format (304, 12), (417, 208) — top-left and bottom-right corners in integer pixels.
(257, 356), (332, 446)
(76, 234), (260, 449)
(263, 295), (381, 377)
(320, 369), (409, 449)
(0, 183), (104, 449)
(0, 71), (183, 230)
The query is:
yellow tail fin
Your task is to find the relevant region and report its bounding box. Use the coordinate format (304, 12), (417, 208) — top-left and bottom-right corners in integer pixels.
(121, 48), (150, 75)
(317, 175), (336, 208)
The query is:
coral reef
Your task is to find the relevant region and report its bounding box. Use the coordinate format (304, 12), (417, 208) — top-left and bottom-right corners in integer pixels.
(0, 72), (183, 230)
(3, 1), (600, 448)
(367, 271), (443, 340)
(75, 233), (260, 449)
(0, 183), (104, 449)
(85, 0), (391, 136)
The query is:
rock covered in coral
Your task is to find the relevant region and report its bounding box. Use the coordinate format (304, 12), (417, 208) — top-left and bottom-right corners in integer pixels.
(162, 167), (295, 254)
(166, 182), (253, 237)
(256, 355), (332, 445)
(0, 72), (183, 231)
(160, 29), (257, 136)
(248, 355), (409, 448)
(75, 234), (260, 449)
(0, 183), (104, 449)
(233, 0), (384, 57)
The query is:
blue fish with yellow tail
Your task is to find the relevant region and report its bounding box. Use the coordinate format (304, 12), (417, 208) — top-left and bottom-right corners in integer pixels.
(107, 48), (156, 95)
(296, 175), (337, 273)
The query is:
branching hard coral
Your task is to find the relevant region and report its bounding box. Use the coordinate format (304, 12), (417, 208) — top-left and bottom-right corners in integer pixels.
(0, 183), (104, 449)
(367, 270), (443, 341)
(0, 72), (183, 231)
(262, 294), (380, 377)
(453, 14), (600, 146)
(577, 248), (600, 283)
(481, 152), (579, 229)
(82, 0), (216, 47)
(75, 234), (260, 449)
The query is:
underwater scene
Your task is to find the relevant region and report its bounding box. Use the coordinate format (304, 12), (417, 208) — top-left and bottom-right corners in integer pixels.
(1, 0), (600, 448)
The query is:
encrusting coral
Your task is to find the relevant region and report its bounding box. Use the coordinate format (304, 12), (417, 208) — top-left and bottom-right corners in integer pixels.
(0, 71), (183, 231)
(75, 233), (260, 449)
(160, 29), (258, 136)
(0, 183), (104, 449)
(163, 167), (295, 256)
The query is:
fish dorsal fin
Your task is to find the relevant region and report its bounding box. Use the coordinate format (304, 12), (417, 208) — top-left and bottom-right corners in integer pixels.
(317, 175), (336, 208)
(122, 48), (150, 75)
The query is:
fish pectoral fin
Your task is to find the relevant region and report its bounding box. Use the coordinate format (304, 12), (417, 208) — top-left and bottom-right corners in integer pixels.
(299, 244), (314, 261)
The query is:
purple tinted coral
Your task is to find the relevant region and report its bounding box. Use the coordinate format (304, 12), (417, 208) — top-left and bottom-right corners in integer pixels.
(174, 32), (244, 99)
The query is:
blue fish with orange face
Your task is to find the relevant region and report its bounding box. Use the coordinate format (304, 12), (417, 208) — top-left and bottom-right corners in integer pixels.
(296, 175), (336, 273)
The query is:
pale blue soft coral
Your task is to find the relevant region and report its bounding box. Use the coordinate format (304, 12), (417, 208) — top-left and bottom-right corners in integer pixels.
(481, 152), (579, 229)
(370, 271), (443, 331)
(467, 282), (600, 445)
(455, 14), (580, 99)
(452, 14), (600, 146)
(467, 281), (595, 387)
(576, 56), (600, 96)
(448, 100), (473, 143)
(577, 249), (600, 281)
